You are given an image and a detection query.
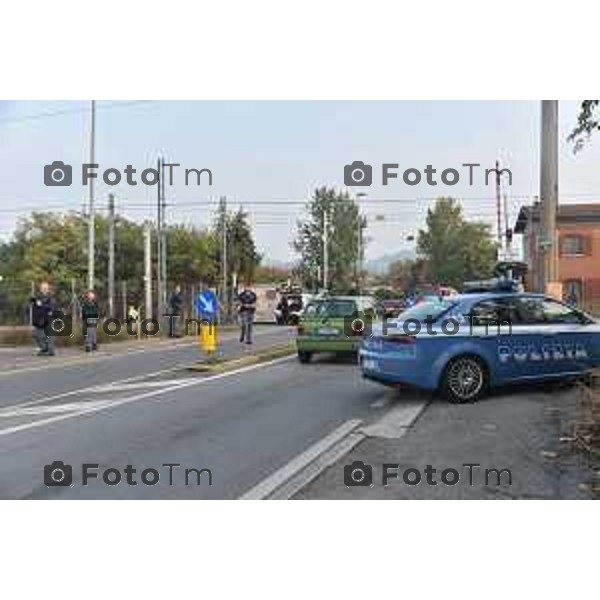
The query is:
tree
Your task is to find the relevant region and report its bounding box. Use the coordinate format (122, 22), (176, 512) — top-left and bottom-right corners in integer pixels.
(212, 208), (261, 290)
(417, 198), (497, 289)
(387, 258), (427, 293)
(167, 224), (218, 287)
(0, 210), (224, 323)
(294, 187), (363, 293)
(568, 100), (600, 152)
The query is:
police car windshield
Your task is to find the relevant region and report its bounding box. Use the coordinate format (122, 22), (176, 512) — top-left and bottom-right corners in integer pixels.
(397, 298), (456, 322)
(305, 300), (356, 318)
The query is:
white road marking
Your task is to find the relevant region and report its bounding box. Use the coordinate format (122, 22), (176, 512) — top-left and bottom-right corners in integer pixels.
(0, 364), (188, 413)
(369, 396), (391, 409)
(0, 355), (295, 437)
(239, 419), (363, 500)
(90, 379), (198, 392)
(360, 400), (427, 439)
(267, 432), (365, 500)
(0, 400), (113, 418)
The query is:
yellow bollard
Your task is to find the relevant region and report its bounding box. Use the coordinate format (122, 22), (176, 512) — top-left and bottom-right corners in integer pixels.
(199, 320), (218, 356)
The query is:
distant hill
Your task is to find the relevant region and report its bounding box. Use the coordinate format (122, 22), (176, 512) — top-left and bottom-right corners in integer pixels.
(365, 249), (416, 274)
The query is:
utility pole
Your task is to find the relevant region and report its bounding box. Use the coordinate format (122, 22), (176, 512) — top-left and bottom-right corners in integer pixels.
(355, 191), (367, 294)
(144, 222), (153, 321)
(160, 160), (168, 313)
(219, 196), (228, 320)
(495, 159), (502, 246)
(323, 205), (329, 292)
(540, 100), (559, 292)
(87, 100), (96, 290)
(122, 280), (128, 322)
(107, 193), (115, 316)
(156, 157), (164, 319)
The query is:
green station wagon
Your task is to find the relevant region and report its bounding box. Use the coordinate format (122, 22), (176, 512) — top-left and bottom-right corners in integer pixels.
(295, 296), (380, 363)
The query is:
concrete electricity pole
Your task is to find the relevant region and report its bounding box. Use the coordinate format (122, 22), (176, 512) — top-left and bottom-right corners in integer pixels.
(144, 222), (153, 321)
(495, 159), (502, 246)
(356, 191), (367, 294)
(160, 161), (167, 311)
(540, 100), (559, 292)
(107, 193), (115, 316)
(156, 157), (164, 319)
(323, 206), (329, 292)
(219, 196), (228, 318)
(87, 100), (96, 290)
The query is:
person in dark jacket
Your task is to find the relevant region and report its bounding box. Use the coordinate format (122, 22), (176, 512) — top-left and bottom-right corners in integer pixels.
(169, 285), (184, 337)
(81, 290), (100, 352)
(237, 283), (257, 344)
(30, 281), (55, 356)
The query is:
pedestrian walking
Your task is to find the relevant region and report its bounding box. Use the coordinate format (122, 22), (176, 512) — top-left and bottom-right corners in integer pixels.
(81, 290), (100, 352)
(30, 281), (56, 356)
(277, 293), (290, 325)
(237, 282), (257, 345)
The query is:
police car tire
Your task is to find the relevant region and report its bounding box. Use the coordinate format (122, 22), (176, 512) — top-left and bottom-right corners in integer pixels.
(297, 351), (312, 364)
(441, 355), (488, 404)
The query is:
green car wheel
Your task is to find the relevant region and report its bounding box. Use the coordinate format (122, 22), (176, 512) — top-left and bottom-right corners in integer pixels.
(297, 351), (312, 364)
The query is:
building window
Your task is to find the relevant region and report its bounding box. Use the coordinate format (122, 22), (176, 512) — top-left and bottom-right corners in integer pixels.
(560, 234), (585, 256)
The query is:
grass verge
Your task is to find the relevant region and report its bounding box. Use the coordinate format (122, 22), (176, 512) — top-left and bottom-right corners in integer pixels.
(186, 343), (296, 373)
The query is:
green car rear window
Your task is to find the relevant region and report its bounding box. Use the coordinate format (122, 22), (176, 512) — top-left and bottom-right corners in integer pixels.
(304, 300), (357, 318)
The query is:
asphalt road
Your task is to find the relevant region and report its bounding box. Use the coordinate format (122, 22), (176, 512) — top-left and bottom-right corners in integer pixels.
(0, 326), (397, 499)
(0, 326), (591, 499)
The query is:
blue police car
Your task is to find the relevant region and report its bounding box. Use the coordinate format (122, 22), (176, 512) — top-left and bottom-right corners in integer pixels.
(359, 281), (600, 403)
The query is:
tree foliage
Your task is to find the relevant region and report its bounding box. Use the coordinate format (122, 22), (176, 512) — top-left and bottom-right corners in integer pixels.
(568, 100), (600, 152)
(212, 208), (261, 288)
(417, 198), (497, 289)
(0, 209), (258, 322)
(294, 187), (363, 293)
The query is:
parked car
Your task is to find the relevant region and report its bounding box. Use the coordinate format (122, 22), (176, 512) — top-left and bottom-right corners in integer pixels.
(381, 298), (406, 318)
(359, 284), (600, 403)
(275, 293), (311, 325)
(296, 295), (379, 363)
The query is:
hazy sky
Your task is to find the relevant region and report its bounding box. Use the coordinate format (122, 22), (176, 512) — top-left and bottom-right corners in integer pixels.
(1, 100), (599, 262)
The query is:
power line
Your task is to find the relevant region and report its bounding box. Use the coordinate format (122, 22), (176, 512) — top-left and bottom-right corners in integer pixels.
(0, 100), (154, 125)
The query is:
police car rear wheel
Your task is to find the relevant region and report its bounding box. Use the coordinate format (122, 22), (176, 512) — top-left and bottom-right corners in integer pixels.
(442, 356), (487, 403)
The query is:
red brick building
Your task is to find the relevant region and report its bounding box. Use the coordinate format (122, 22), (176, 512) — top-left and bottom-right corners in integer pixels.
(514, 202), (600, 314)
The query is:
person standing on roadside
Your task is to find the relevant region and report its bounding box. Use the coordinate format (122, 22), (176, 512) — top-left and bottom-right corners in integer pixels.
(81, 290), (100, 352)
(30, 281), (56, 356)
(169, 284), (184, 337)
(237, 282), (257, 345)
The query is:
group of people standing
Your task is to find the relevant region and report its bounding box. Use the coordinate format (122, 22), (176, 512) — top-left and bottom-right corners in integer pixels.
(29, 281), (257, 356)
(30, 283), (99, 356)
